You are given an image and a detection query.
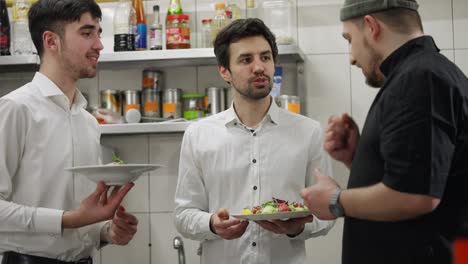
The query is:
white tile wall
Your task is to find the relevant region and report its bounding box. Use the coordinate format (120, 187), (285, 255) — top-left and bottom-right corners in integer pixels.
(1, 1), (466, 264)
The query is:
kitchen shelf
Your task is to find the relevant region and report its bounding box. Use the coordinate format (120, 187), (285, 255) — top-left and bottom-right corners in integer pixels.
(99, 121), (192, 135)
(0, 45), (305, 72)
(6, 0), (115, 7)
(0, 55), (39, 73)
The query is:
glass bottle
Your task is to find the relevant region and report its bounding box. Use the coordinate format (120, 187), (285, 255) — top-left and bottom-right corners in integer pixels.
(167, 0), (183, 15)
(132, 0), (147, 50)
(226, 0), (242, 20)
(0, 0), (10, 56)
(200, 18), (212, 48)
(210, 2), (230, 43)
(246, 0), (257, 18)
(113, 0), (132, 52)
(150, 5), (163, 50)
(260, 0), (293, 45)
(12, 0), (32, 55)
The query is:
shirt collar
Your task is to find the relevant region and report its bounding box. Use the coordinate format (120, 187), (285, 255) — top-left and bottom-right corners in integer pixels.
(380, 36), (440, 77)
(33, 72), (88, 112)
(224, 96), (280, 127)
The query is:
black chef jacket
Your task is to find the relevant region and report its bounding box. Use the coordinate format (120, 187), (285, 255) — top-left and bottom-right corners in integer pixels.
(342, 36), (468, 264)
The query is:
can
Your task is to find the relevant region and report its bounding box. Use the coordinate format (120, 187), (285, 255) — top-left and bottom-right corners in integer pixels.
(183, 94), (205, 120)
(142, 70), (162, 91)
(205, 87), (226, 116)
(100, 89), (122, 114)
(163, 88), (183, 119)
(122, 90), (141, 113)
(276, 95), (300, 114)
(142, 88), (161, 117)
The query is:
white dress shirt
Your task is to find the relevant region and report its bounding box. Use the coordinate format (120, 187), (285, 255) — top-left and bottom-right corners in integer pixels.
(0, 72), (104, 261)
(175, 99), (334, 264)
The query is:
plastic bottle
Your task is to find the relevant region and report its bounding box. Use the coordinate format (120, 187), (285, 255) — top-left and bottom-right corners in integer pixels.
(149, 5), (163, 50)
(167, 0), (183, 15)
(260, 0), (293, 45)
(270, 65), (282, 98)
(12, 0), (32, 55)
(132, 0), (147, 50)
(113, 0), (132, 52)
(226, 0), (242, 20)
(0, 0), (11, 56)
(210, 3), (230, 43)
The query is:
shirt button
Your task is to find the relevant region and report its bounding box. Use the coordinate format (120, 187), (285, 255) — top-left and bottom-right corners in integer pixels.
(252, 159), (257, 164)
(234, 122), (237, 126)
(253, 186), (257, 190)
(253, 133), (257, 136)
(252, 242), (257, 247)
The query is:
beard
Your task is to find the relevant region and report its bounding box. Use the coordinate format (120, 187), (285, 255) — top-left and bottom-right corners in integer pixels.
(231, 74), (272, 100)
(363, 39), (386, 88)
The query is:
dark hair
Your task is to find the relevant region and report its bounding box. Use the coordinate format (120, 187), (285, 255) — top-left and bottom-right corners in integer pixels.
(28, 0), (102, 58)
(214, 18), (278, 70)
(352, 8), (424, 34)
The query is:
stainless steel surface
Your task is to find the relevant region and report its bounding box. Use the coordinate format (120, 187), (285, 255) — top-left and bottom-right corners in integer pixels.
(162, 88), (183, 119)
(173, 236), (186, 264)
(205, 87), (226, 115)
(142, 69), (162, 91)
(0, 45), (305, 72)
(122, 90), (141, 114)
(142, 89), (161, 117)
(100, 89), (122, 114)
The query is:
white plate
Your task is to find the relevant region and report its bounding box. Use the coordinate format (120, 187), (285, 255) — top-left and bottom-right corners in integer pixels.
(232, 210), (310, 221)
(66, 164), (162, 185)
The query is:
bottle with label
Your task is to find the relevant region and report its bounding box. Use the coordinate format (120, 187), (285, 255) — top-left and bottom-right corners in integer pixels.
(149, 5), (163, 50)
(167, 0), (183, 15)
(132, 0), (147, 50)
(210, 2), (230, 43)
(226, 0), (242, 20)
(12, 0), (32, 55)
(113, 0), (132, 52)
(270, 65), (282, 98)
(246, 0), (257, 18)
(0, 0), (10, 56)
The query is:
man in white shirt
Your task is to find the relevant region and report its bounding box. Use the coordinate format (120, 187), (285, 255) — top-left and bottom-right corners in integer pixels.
(0, 1), (138, 263)
(174, 18), (334, 264)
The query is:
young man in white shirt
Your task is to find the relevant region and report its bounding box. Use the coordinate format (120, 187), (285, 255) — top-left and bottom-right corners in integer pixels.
(0, 1), (138, 263)
(174, 18), (334, 264)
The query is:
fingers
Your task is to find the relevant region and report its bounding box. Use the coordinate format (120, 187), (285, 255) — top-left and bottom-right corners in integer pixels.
(108, 183), (134, 206)
(217, 208), (230, 220)
(255, 220), (282, 234)
(115, 206), (139, 225)
(217, 221), (249, 240)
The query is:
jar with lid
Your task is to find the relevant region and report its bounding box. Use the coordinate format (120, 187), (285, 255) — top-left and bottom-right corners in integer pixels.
(276, 95), (300, 114)
(260, 0), (293, 45)
(166, 14), (190, 49)
(183, 94), (205, 120)
(200, 18), (212, 48)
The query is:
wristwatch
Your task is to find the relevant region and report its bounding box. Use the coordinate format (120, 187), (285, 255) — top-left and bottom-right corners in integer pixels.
(329, 188), (345, 218)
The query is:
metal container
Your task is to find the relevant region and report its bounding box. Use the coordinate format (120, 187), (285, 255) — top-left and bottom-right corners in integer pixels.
(276, 95), (300, 114)
(122, 90), (141, 113)
(100, 89), (122, 114)
(142, 69), (162, 91)
(183, 94), (205, 120)
(205, 87), (226, 116)
(142, 88), (161, 118)
(163, 88), (183, 119)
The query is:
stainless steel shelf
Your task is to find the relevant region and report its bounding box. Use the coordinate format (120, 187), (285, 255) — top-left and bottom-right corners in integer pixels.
(99, 122), (192, 135)
(0, 55), (39, 73)
(0, 45), (305, 72)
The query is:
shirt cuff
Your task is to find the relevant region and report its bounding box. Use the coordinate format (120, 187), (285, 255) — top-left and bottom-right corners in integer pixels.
(202, 213), (219, 240)
(95, 221), (109, 249)
(35, 208), (63, 235)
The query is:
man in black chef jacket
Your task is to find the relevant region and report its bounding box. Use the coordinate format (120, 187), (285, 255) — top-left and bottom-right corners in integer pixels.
(301, 0), (468, 263)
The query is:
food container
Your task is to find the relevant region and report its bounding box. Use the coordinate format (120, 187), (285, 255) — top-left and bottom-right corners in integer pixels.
(142, 69), (163, 91)
(183, 94), (205, 120)
(122, 90), (141, 114)
(100, 89), (122, 114)
(163, 88), (183, 119)
(166, 14), (190, 49)
(276, 95), (300, 114)
(142, 88), (161, 118)
(205, 87), (226, 116)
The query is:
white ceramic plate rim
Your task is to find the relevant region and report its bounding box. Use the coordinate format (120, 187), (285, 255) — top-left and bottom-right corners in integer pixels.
(65, 164), (161, 170)
(232, 210), (310, 221)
